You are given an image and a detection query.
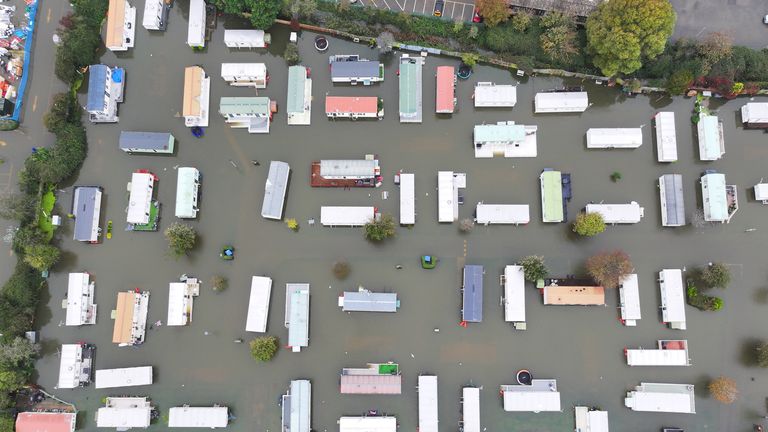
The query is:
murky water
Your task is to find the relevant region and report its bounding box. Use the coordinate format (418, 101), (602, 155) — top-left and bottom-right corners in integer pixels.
(31, 6), (768, 432)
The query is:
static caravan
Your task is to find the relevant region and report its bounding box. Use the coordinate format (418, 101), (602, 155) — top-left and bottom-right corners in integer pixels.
(325, 96), (382, 120)
(183, 66), (211, 127)
(339, 290), (399, 313)
(659, 174), (685, 227)
(311, 158), (381, 188)
(741, 102), (768, 128)
(619, 274), (641, 326)
(624, 383), (695, 413)
(96, 397), (153, 429)
(659, 269), (686, 330)
(399, 55), (424, 123)
(285, 283), (310, 352)
(224, 29), (271, 48)
(112, 291), (150, 346)
(126, 171), (158, 231)
(574, 406), (609, 432)
(86, 64), (125, 123)
(474, 82), (516, 108)
(282, 380), (311, 432)
(586, 128), (643, 149)
(262, 161), (290, 220)
(187, 0), (205, 48)
(501, 379), (561, 412)
(437, 171), (466, 223)
(626, 340), (690, 366)
(246, 276), (272, 333)
(534, 91), (588, 113)
(473, 121), (538, 158)
(399, 173), (415, 225)
(330, 55), (384, 85)
(475, 204), (530, 225)
(755, 182), (768, 204)
(105, 0), (136, 51)
(462, 265), (483, 323)
(697, 113), (725, 161)
(502, 265), (526, 330)
(320, 206), (376, 227)
(340, 363), (402, 395)
(461, 387), (481, 432)
(436, 66), (456, 114)
(119, 131), (175, 154)
(95, 366), (153, 389)
(543, 281), (605, 306)
(701, 172), (738, 223)
(585, 202), (644, 224)
(58, 343), (94, 389)
(418, 376), (438, 432)
(168, 407), (228, 428)
(287, 66), (312, 125)
(66, 272), (97, 326)
(175, 167), (200, 219)
(654, 112), (678, 162)
(221, 63), (268, 88)
(219, 97), (273, 134)
(72, 186), (102, 243)
(16, 413), (76, 432)
(338, 416), (397, 432)
(540, 170), (571, 223)
(142, 0), (168, 31)
(167, 278), (200, 326)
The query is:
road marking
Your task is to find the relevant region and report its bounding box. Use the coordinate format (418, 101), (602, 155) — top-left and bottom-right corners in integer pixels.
(412, 0), (417, 13)
(394, 0), (405, 11)
(46, 8), (51, 23)
(31, 95), (37, 112)
(422, 0), (429, 14)
(450, 2), (456, 18)
(460, 3), (468, 20)
(381, 0), (390, 9)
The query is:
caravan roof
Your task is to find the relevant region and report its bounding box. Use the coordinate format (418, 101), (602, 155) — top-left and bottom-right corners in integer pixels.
(187, 0), (205, 47)
(462, 265), (483, 322)
(127, 172), (154, 224)
(659, 174), (685, 227)
(418, 376), (439, 432)
(399, 173), (415, 225)
(503, 265), (526, 323)
(282, 380), (311, 432)
(72, 187), (102, 242)
(66, 272), (95, 326)
(501, 380), (561, 412)
(246, 276), (272, 332)
(534, 92), (588, 113)
(659, 269), (686, 329)
(119, 131), (174, 153)
(175, 167), (199, 219)
(476, 204), (530, 224)
(586, 128), (643, 148)
(339, 416), (397, 432)
(168, 407), (228, 428)
(286, 283), (310, 351)
(585, 202), (644, 224)
(340, 291), (398, 312)
(462, 387), (481, 432)
(655, 112), (678, 162)
(58, 344), (84, 389)
(262, 161), (290, 220)
(625, 383), (695, 413)
(619, 274), (641, 325)
(435, 66), (455, 113)
(321, 206), (375, 227)
(540, 170), (564, 223)
(95, 366), (153, 389)
(474, 82), (516, 107)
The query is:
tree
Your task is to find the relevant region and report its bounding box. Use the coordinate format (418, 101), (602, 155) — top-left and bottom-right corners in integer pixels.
(475, 0), (510, 27)
(518, 255), (548, 283)
(2, 262), (43, 311)
(709, 376), (738, 404)
(0, 369), (26, 392)
(510, 12), (531, 32)
(250, 336), (279, 362)
(586, 0), (676, 76)
(540, 25), (578, 63)
(377, 32), (395, 54)
(364, 214), (396, 242)
(0, 337), (39, 371)
(572, 212), (606, 237)
(468, 25), (479, 40)
(0, 194), (37, 223)
(459, 218), (474, 233)
(698, 32), (733, 75)
(23, 244), (61, 271)
(540, 10), (572, 29)
(666, 69), (693, 95)
(43, 92), (81, 134)
(461, 54), (479, 68)
(285, 218), (299, 231)
(164, 223), (197, 258)
(585, 250), (633, 288)
(757, 343), (768, 368)
(55, 22), (102, 84)
(0, 414), (14, 432)
(332, 261), (351, 280)
(247, 0), (281, 29)
(700, 262), (731, 289)
(210, 275), (227, 293)
(283, 43), (300, 66)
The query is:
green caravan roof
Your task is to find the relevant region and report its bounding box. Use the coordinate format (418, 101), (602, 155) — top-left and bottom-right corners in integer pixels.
(399, 62), (418, 115)
(541, 171), (564, 222)
(287, 66), (307, 114)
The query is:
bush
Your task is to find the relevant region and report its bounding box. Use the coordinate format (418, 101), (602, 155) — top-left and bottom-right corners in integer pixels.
(364, 214), (396, 242)
(757, 343), (768, 368)
(461, 53), (479, 68)
(700, 262), (731, 289)
(484, 23), (539, 56)
(0, 337), (40, 372)
(250, 336), (279, 362)
(510, 12), (531, 32)
(1, 262), (43, 314)
(43, 92), (81, 133)
(459, 218), (474, 233)
(23, 244), (61, 271)
(686, 279), (723, 311)
(285, 218), (299, 231)
(572, 212), (606, 237)
(0, 415), (14, 432)
(284, 43), (300, 66)
(666, 69), (693, 95)
(210, 275), (227, 293)
(0, 193), (37, 223)
(518, 255), (548, 283)
(585, 250), (633, 288)
(332, 261), (351, 280)
(709, 376), (738, 404)
(0, 119), (18, 131)
(164, 223), (197, 258)
(55, 22), (102, 84)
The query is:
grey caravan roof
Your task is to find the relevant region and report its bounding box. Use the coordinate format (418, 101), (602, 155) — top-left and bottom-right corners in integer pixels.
(662, 174), (685, 226)
(462, 265), (483, 322)
(119, 131), (173, 152)
(342, 291), (398, 312)
(72, 186), (101, 241)
(331, 61), (381, 80)
(261, 161), (290, 219)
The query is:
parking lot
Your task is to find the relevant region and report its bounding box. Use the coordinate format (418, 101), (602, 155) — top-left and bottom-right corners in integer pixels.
(358, 0), (476, 22)
(669, 0), (768, 49)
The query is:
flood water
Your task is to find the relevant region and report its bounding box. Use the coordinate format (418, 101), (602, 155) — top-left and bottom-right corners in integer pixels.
(32, 5), (768, 432)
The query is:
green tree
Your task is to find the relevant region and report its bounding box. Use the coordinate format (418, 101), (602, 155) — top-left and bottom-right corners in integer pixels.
(248, 0), (282, 29)
(666, 69), (693, 95)
(572, 212), (606, 237)
(586, 0), (676, 76)
(540, 10), (571, 29)
(585, 250), (633, 288)
(23, 244), (61, 271)
(0, 369), (26, 392)
(250, 336), (279, 362)
(700, 262), (731, 289)
(518, 255), (548, 283)
(0, 337), (40, 371)
(214, 0), (250, 14)
(756, 342), (768, 368)
(475, 0), (510, 27)
(43, 92), (82, 134)
(55, 22), (102, 84)
(364, 214), (396, 242)
(0, 414), (14, 432)
(283, 43), (300, 66)
(510, 12), (531, 32)
(164, 223), (197, 258)
(697, 32), (733, 75)
(540, 25), (578, 63)
(0, 194), (37, 223)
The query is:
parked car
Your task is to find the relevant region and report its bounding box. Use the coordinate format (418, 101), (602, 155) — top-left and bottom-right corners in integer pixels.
(763, 14), (768, 24)
(472, 9), (483, 23)
(433, 0), (444, 17)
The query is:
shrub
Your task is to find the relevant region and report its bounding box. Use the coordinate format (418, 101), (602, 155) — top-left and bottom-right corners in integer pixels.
(210, 275), (227, 293)
(540, 10), (572, 29)
(757, 343), (768, 368)
(364, 214), (396, 242)
(0, 337), (40, 372)
(54, 22), (102, 84)
(539, 25), (578, 64)
(250, 336), (279, 362)
(23, 244), (61, 271)
(164, 223), (197, 258)
(0, 414), (14, 432)
(666, 69), (693, 95)
(0, 193), (37, 223)
(475, 0), (510, 27)
(572, 212), (606, 237)
(461, 53), (479, 68)
(0, 119), (18, 131)
(332, 261), (351, 280)
(700, 262), (730, 289)
(686, 279), (723, 311)
(510, 12), (531, 32)
(285, 218), (299, 231)
(709, 376), (738, 404)
(0, 369), (26, 392)
(518, 255), (548, 283)
(43, 92), (81, 133)
(585, 250), (633, 288)
(610, 171), (622, 182)
(284, 43), (300, 66)
(459, 218), (474, 233)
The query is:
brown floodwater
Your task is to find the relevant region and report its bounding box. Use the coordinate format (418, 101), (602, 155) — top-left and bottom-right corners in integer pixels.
(27, 5), (768, 432)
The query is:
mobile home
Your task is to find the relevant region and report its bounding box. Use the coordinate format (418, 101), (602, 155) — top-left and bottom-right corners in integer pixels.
(187, 0), (205, 48)
(502, 265), (526, 330)
(329, 55), (384, 85)
(246, 276), (272, 333)
(86, 64), (125, 123)
(585, 202), (644, 224)
(175, 167), (200, 219)
(112, 291), (150, 346)
(224, 29), (271, 48)
(339, 289), (399, 313)
(543, 279), (605, 306)
(697, 113), (725, 161)
(619, 274), (641, 326)
(659, 269), (686, 330)
(285, 284), (310, 352)
(473, 121), (538, 158)
(473, 82), (516, 108)
(654, 112), (678, 162)
(126, 171), (159, 231)
(437, 171), (466, 223)
(659, 174), (685, 227)
(626, 340), (690, 366)
(340, 363), (402, 395)
(72, 186), (102, 243)
(221, 63), (268, 88)
(435, 66), (456, 114)
(338, 416), (397, 432)
(321, 206), (376, 227)
(418, 376), (438, 432)
(534, 91), (588, 113)
(168, 406), (229, 428)
(96, 397), (153, 429)
(66, 272), (97, 326)
(287, 66), (312, 125)
(462, 265), (483, 323)
(105, 0), (136, 51)
(741, 102), (768, 129)
(624, 383), (695, 413)
(586, 128), (643, 149)
(16, 412), (76, 432)
(475, 204), (530, 225)
(58, 343), (95, 389)
(540, 170), (571, 223)
(167, 278), (200, 326)
(574, 406), (609, 432)
(262, 161), (291, 220)
(281, 380), (311, 432)
(119, 131), (175, 154)
(142, 0), (168, 31)
(311, 158), (381, 188)
(701, 172), (738, 223)
(399, 173), (415, 225)
(399, 55), (424, 123)
(219, 97), (273, 133)
(95, 366), (153, 389)
(501, 379), (561, 412)
(461, 387), (481, 432)
(325, 96), (383, 120)
(183, 66), (211, 127)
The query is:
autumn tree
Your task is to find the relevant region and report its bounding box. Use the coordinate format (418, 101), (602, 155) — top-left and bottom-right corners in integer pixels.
(698, 32), (733, 75)
(709, 376), (738, 404)
(585, 250), (633, 288)
(475, 0), (510, 27)
(541, 25), (579, 63)
(586, 0), (676, 76)
(510, 11), (531, 32)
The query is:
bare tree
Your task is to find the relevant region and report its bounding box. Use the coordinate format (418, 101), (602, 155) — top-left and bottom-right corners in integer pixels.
(377, 32), (395, 55)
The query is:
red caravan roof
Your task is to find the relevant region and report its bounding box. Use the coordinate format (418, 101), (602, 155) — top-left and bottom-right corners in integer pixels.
(436, 66), (455, 113)
(325, 96), (378, 114)
(16, 412), (76, 432)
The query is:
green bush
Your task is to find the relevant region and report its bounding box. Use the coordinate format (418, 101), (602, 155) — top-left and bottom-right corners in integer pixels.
(700, 262), (731, 289)
(0, 414), (14, 432)
(364, 214), (396, 242)
(572, 212), (606, 237)
(283, 43), (301, 65)
(43, 92), (82, 133)
(666, 69), (693, 95)
(0, 119), (18, 131)
(517, 255), (548, 283)
(686, 279), (723, 311)
(164, 223), (197, 258)
(250, 336), (279, 362)
(23, 244), (60, 271)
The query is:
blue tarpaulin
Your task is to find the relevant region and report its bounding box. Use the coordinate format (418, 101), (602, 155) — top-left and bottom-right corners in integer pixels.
(9, 0), (37, 122)
(86, 65), (108, 112)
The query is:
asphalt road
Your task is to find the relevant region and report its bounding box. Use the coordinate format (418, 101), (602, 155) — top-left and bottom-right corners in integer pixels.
(670, 0), (768, 49)
(357, 0), (476, 22)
